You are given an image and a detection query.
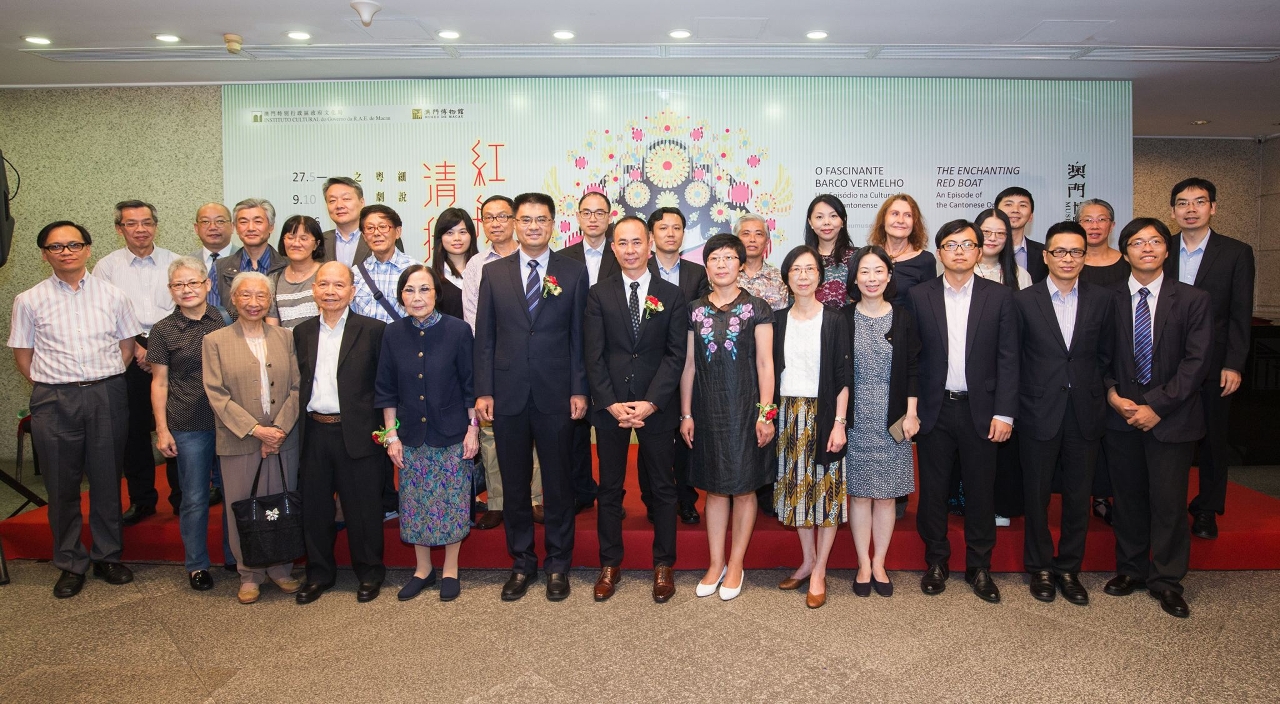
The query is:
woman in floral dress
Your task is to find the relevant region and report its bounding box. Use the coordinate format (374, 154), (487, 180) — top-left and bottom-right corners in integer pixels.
(803, 194), (856, 308)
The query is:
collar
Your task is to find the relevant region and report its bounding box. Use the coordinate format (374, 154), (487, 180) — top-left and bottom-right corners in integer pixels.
(1128, 272), (1164, 298)
(623, 269), (652, 288)
(583, 238), (607, 257)
(1180, 231), (1210, 255)
(364, 249), (414, 271)
(656, 256), (681, 276)
(411, 310), (443, 329)
(1047, 277), (1079, 302)
(518, 247), (551, 273)
(203, 245), (233, 259)
(334, 225), (360, 242)
(52, 273), (89, 292)
(240, 247), (272, 272)
(320, 308), (350, 333)
(943, 272), (976, 295)
(127, 248), (158, 265)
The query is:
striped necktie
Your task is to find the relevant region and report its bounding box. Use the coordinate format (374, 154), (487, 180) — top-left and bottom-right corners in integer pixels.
(525, 260), (541, 315)
(207, 251), (221, 306)
(1134, 287), (1152, 385)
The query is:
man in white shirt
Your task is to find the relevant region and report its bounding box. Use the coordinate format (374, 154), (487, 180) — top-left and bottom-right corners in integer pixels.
(191, 203), (237, 308)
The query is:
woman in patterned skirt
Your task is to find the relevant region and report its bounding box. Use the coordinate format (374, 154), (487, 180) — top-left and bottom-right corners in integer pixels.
(680, 234), (775, 601)
(374, 264), (478, 602)
(842, 246), (921, 597)
(772, 245), (851, 609)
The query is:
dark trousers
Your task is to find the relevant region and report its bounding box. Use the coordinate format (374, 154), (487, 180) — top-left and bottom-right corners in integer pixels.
(1188, 382), (1231, 516)
(570, 418), (599, 505)
(1021, 399), (1098, 574)
(638, 429), (699, 510)
(494, 401), (576, 575)
(993, 431), (1024, 517)
(123, 360), (180, 511)
(1104, 428), (1194, 594)
(300, 419), (386, 586)
(30, 377), (128, 574)
(595, 421), (677, 567)
(917, 396), (997, 570)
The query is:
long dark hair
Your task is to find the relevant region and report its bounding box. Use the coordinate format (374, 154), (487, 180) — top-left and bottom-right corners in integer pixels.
(432, 208), (479, 280)
(973, 208), (1020, 291)
(803, 194), (852, 268)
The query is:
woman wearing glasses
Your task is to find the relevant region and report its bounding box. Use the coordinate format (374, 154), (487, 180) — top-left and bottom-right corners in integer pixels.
(431, 207), (479, 320)
(868, 194), (936, 305)
(1077, 198), (1130, 289)
(267, 215), (325, 329)
(804, 195), (856, 308)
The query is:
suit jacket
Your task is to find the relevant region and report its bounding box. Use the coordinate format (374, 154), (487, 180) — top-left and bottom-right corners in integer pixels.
(214, 246), (288, 316)
(293, 311), (386, 459)
(1023, 237), (1049, 283)
(647, 255), (711, 304)
(1014, 280), (1114, 442)
(583, 273), (688, 433)
(202, 321), (301, 456)
(560, 238), (620, 287)
(322, 228), (374, 267)
(773, 306), (852, 465)
(473, 250), (589, 415)
(1105, 277), (1213, 442)
(1165, 229), (1255, 374)
(909, 274), (1020, 436)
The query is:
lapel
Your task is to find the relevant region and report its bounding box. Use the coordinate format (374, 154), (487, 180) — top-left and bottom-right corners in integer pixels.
(1034, 282), (1069, 353)
(1153, 279), (1177, 352)
(506, 255), (534, 325)
(964, 278), (988, 363)
(1118, 284), (1137, 366)
(1193, 230), (1222, 287)
(610, 276), (639, 347)
(337, 314), (360, 371)
(927, 279), (949, 359)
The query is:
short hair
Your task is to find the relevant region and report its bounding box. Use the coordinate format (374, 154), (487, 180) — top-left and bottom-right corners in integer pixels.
(322, 176), (364, 200)
(702, 232), (745, 267)
(167, 255), (208, 280)
(973, 208), (1020, 291)
(1170, 177), (1217, 205)
(845, 245), (899, 303)
(194, 202), (231, 221)
(1044, 221), (1088, 250)
(229, 270), (274, 300)
(868, 194), (928, 252)
(396, 263), (442, 307)
(480, 194), (514, 213)
(513, 192), (556, 220)
(803, 194), (852, 265)
(732, 212), (769, 238)
(432, 207), (479, 279)
(359, 204), (402, 230)
(780, 245), (825, 292)
(37, 220), (92, 248)
(647, 207), (686, 231)
(994, 187), (1035, 213)
(1076, 198), (1115, 221)
(578, 190), (611, 212)
(233, 198), (276, 227)
(277, 215), (325, 261)
(612, 215), (649, 237)
(1118, 217), (1173, 251)
(934, 219), (979, 249)
(114, 199), (158, 225)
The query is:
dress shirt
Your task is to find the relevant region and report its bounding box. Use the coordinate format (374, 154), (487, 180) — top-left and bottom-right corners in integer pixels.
(1048, 278), (1079, 350)
(307, 309), (348, 414)
(622, 268), (652, 309)
(655, 256), (681, 287)
(8, 274), (142, 384)
(461, 248), (509, 331)
(196, 244), (237, 307)
(238, 247), (273, 274)
(1012, 238), (1029, 272)
(350, 250), (417, 323)
(1177, 231), (1209, 286)
(92, 246), (179, 332)
(1128, 272), (1164, 352)
(332, 227), (362, 267)
(942, 273), (1012, 426)
(582, 238), (606, 286)
(517, 247), (552, 290)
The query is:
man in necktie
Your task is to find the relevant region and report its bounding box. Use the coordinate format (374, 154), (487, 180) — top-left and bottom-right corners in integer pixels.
(192, 203), (237, 308)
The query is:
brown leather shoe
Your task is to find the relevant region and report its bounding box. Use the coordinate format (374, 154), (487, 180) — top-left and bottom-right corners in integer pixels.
(594, 566), (621, 601)
(806, 590), (827, 609)
(531, 505), (545, 524)
(778, 575), (811, 591)
(653, 565), (676, 603)
(474, 510), (503, 530)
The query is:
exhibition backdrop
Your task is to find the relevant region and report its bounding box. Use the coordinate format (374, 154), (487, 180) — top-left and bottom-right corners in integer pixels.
(223, 77), (1132, 263)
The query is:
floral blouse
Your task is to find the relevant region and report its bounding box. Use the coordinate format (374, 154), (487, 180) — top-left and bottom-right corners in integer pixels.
(817, 248), (855, 308)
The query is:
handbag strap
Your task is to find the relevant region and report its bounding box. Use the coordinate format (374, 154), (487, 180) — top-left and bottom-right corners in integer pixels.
(357, 260), (403, 321)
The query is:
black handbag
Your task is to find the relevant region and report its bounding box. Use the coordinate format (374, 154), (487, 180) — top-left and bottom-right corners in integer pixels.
(230, 454), (304, 568)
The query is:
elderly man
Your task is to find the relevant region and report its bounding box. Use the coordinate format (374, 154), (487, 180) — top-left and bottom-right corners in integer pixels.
(213, 198), (287, 312)
(192, 202), (237, 307)
(10, 221), (142, 598)
(350, 204), (419, 324)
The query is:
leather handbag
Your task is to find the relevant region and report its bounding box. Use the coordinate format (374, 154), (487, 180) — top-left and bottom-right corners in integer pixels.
(230, 454), (304, 567)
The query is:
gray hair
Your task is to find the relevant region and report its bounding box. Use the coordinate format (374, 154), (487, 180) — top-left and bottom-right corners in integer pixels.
(233, 198), (276, 227)
(1076, 198), (1114, 221)
(229, 270), (274, 300)
(732, 212), (769, 238)
(167, 255), (208, 280)
(114, 199), (158, 225)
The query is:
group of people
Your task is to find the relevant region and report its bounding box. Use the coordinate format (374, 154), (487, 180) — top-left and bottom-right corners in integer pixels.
(9, 174), (1253, 619)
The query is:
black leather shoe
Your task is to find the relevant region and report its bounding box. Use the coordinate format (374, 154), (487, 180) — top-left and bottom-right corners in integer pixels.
(189, 570), (214, 591)
(1151, 589), (1190, 617)
(295, 581), (333, 605)
(1103, 574), (1146, 596)
(91, 561), (134, 585)
(1029, 570), (1055, 602)
(1057, 572), (1089, 605)
(356, 581), (381, 603)
(1191, 511), (1218, 539)
(121, 504), (155, 526)
(920, 563), (949, 595)
(53, 569), (85, 598)
(223, 562), (239, 573)
(646, 511), (655, 524)
(574, 500), (595, 514)
(678, 503), (700, 525)
(965, 568), (1001, 603)
(501, 571), (536, 601)
(208, 487), (223, 506)
(546, 573), (571, 601)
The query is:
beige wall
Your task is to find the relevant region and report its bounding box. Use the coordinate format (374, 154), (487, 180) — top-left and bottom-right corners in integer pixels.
(1260, 138), (1280, 318)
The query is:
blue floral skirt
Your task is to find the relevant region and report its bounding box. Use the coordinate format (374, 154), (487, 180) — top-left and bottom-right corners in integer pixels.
(399, 442), (472, 547)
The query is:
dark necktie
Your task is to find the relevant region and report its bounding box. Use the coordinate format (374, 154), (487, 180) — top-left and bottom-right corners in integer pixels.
(629, 281), (641, 338)
(1134, 287), (1152, 385)
(207, 251), (221, 306)
(525, 260), (541, 315)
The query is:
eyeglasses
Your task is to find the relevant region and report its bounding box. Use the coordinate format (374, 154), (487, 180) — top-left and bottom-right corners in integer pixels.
(940, 241), (979, 252)
(363, 223), (395, 235)
(788, 265), (818, 276)
(1126, 237), (1166, 250)
(168, 279), (208, 291)
(516, 216), (552, 227)
(236, 291), (270, 302)
(578, 209), (609, 220)
(480, 213), (512, 224)
(707, 255), (740, 266)
(41, 242), (87, 253)
(1047, 248), (1086, 259)
(196, 218), (231, 227)
(118, 219), (156, 229)
(1174, 198), (1210, 208)
(1080, 217), (1112, 225)
(980, 229), (1007, 240)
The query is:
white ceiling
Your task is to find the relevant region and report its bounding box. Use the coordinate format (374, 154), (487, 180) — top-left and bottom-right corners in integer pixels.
(4, 0), (1279, 138)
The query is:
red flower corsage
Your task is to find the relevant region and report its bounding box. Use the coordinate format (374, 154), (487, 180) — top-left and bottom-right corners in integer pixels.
(643, 295), (664, 318)
(542, 275), (562, 298)
(756, 403), (778, 424)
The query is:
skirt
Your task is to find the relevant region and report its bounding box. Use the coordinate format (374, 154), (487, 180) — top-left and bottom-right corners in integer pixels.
(399, 441), (472, 547)
(774, 396), (847, 527)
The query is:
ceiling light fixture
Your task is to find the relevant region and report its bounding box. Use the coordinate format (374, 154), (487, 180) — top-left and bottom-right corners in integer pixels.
(553, 30), (575, 40)
(350, 0), (382, 27)
(154, 34), (181, 43)
(1189, 119), (1210, 125)
(287, 31), (311, 40)
(669, 29), (691, 39)
(23, 36), (51, 45)
(437, 30), (460, 39)
(806, 30), (828, 40)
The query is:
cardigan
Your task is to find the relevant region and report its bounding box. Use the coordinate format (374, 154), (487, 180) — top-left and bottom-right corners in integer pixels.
(841, 302), (920, 433)
(373, 314), (475, 448)
(772, 305), (852, 465)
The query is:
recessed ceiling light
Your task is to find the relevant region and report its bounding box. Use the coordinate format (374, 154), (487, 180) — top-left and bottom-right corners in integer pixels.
(806, 30), (828, 40)
(553, 30), (575, 40)
(154, 34), (181, 43)
(437, 30), (460, 40)
(669, 29), (691, 39)
(286, 31), (311, 40)
(1190, 119), (1210, 125)
(23, 36), (51, 45)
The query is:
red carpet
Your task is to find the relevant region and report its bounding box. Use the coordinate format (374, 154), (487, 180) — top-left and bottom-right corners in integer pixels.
(3, 446), (1280, 572)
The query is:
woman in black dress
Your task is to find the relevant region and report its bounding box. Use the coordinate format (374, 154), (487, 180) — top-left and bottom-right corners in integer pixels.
(430, 207), (479, 320)
(1078, 198), (1130, 288)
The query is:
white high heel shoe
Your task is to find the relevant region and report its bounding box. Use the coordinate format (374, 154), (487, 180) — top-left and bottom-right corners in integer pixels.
(719, 569), (745, 601)
(695, 565), (728, 598)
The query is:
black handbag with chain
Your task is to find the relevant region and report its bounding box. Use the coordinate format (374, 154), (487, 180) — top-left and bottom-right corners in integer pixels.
(230, 454), (304, 567)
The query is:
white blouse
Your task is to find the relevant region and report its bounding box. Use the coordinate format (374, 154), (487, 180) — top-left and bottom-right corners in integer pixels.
(779, 313), (822, 398)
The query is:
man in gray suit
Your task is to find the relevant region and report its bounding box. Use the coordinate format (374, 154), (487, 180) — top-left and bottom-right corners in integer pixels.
(321, 177), (373, 267)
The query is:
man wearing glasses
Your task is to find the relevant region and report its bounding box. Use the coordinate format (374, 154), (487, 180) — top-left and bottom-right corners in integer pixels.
(192, 203), (237, 307)
(92, 200), (181, 526)
(9, 221), (142, 598)
(213, 198), (287, 313)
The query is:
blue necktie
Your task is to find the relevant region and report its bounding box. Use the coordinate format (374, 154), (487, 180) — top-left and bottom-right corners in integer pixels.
(525, 260), (541, 315)
(1134, 287), (1152, 385)
(206, 252), (221, 306)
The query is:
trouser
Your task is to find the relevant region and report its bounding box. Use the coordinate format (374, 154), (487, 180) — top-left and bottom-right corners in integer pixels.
(916, 396), (997, 570)
(300, 419), (386, 586)
(570, 418), (599, 505)
(1021, 399), (1098, 574)
(220, 432), (300, 585)
(595, 421), (677, 567)
(123, 359), (180, 512)
(494, 400), (575, 575)
(172, 430), (216, 572)
(1188, 379), (1232, 516)
(993, 431), (1024, 517)
(30, 377), (128, 574)
(638, 428), (699, 510)
(478, 422), (542, 510)
(1104, 428), (1194, 594)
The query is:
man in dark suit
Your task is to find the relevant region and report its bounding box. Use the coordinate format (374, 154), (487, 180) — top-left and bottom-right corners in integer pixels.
(214, 199), (287, 314)
(583, 216), (688, 603)
(474, 192), (589, 602)
(910, 219), (1019, 603)
(996, 186), (1048, 283)
(645, 206), (711, 524)
(321, 176), (373, 267)
(1103, 217), (1212, 618)
(1164, 177), (1255, 540)
(292, 262), (388, 604)
(1015, 222), (1114, 605)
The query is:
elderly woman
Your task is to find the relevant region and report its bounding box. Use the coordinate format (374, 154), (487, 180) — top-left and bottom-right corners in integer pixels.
(267, 215), (324, 329)
(148, 256), (228, 591)
(680, 233), (775, 601)
(735, 213), (789, 311)
(868, 194), (936, 305)
(1078, 198), (1129, 288)
(772, 245), (851, 609)
(804, 194), (855, 308)
(431, 207), (479, 320)
(203, 271), (302, 604)
(375, 264), (478, 602)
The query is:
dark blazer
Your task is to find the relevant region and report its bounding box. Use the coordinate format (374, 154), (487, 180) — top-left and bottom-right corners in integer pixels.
(909, 274), (1020, 436)
(375, 314), (475, 448)
(841, 302), (920, 434)
(1165, 230), (1255, 374)
(583, 273), (688, 432)
(1014, 280), (1114, 442)
(473, 250), (589, 415)
(293, 311), (386, 459)
(647, 255), (711, 304)
(322, 228), (374, 266)
(214, 246), (288, 316)
(773, 306), (852, 465)
(1105, 277), (1213, 442)
(1023, 237), (1049, 283)
(560, 238), (620, 286)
